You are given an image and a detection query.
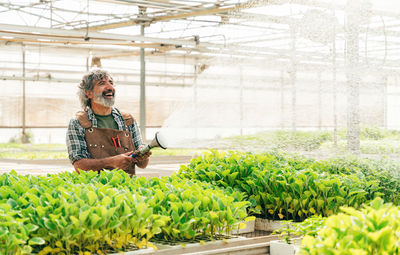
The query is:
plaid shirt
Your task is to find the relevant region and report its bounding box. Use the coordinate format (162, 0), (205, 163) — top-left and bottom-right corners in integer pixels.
(66, 107), (143, 163)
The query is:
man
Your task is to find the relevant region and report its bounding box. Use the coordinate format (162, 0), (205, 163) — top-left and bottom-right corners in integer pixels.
(66, 69), (151, 175)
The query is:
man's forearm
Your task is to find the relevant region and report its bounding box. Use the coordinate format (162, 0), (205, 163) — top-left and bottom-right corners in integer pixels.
(73, 152), (136, 173)
(73, 157), (115, 172)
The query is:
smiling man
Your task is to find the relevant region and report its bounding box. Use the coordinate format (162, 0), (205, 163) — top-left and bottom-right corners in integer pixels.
(66, 69), (151, 175)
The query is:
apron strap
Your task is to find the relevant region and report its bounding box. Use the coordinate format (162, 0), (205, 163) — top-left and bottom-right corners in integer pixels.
(76, 111), (92, 129)
(120, 112), (134, 129)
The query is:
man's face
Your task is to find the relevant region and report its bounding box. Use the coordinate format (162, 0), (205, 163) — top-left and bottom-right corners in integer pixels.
(87, 76), (115, 107)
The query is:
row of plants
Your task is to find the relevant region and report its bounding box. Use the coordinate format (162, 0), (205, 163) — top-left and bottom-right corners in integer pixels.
(0, 151), (68, 160)
(0, 143), (64, 150)
(273, 198), (400, 254)
(219, 126), (400, 152)
(219, 130), (332, 151)
(0, 144), (206, 159)
(300, 197), (400, 254)
(320, 139), (400, 154)
(1, 126), (400, 159)
(178, 150), (400, 221)
(0, 170), (251, 255)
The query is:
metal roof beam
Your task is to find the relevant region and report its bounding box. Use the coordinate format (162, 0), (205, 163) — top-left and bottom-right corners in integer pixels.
(0, 23), (198, 46)
(0, 75), (192, 87)
(276, 0), (400, 19)
(78, 0), (270, 31)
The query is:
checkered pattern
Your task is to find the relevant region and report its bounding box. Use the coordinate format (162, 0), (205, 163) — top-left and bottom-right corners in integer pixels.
(66, 107), (143, 163)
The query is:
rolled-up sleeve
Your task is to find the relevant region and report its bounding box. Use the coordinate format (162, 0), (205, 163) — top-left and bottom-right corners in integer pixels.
(66, 119), (90, 163)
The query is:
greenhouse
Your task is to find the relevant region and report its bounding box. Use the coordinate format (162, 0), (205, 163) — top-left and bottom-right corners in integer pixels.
(1, 0), (400, 254)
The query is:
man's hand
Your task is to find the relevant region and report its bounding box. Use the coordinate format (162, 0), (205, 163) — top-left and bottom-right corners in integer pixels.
(111, 151), (136, 170)
(132, 145), (152, 168)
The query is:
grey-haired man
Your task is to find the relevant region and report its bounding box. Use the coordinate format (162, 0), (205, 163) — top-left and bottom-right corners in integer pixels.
(66, 69), (151, 175)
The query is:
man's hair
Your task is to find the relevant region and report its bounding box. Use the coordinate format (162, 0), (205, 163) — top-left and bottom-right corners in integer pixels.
(78, 69), (113, 109)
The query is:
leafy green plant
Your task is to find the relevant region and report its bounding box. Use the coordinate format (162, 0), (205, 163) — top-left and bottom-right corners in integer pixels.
(311, 156), (400, 204)
(321, 139), (400, 154)
(360, 126), (385, 140)
(60, 171), (251, 242)
(274, 215), (326, 242)
(179, 150), (400, 221)
(300, 198), (400, 255)
(273, 220), (295, 244)
(0, 203), (44, 255)
(0, 170), (251, 254)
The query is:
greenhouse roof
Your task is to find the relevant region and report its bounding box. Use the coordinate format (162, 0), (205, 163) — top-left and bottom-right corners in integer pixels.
(0, 0), (399, 73)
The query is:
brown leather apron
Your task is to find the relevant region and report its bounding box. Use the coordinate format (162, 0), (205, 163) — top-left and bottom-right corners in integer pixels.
(76, 111), (136, 175)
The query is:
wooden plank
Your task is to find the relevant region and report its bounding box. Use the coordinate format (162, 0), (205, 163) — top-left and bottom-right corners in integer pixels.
(148, 235), (280, 255)
(189, 243), (269, 255)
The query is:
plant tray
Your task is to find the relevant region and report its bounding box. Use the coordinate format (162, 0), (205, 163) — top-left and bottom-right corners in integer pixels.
(109, 235), (281, 255)
(230, 219), (256, 234)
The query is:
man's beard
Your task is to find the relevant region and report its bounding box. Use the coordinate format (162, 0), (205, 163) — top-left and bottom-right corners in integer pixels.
(93, 90), (115, 107)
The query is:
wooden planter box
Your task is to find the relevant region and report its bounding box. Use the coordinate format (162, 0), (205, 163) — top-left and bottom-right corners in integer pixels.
(110, 235), (281, 255)
(269, 240), (295, 255)
(230, 219), (256, 235)
(255, 218), (292, 232)
(106, 218), (295, 254)
(270, 238), (302, 255)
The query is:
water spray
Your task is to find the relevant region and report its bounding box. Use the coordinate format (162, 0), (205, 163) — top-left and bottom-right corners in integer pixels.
(132, 131), (167, 158)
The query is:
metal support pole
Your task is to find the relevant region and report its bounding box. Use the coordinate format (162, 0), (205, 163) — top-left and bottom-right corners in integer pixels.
(240, 66), (243, 136)
(140, 24), (146, 140)
(332, 8), (338, 153)
(382, 75), (388, 128)
(193, 62), (198, 139)
(346, 0), (361, 154)
(290, 26), (297, 133)
(318, 72), (322, 130)
(280, 70), (285, 129)
(22, 44), (26, 143)
(332, 43), (338, 152)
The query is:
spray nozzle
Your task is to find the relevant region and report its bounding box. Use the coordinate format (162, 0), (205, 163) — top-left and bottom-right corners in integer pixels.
(132, 132), (167, 158)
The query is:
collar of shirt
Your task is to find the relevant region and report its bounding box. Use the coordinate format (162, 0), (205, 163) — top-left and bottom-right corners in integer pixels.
(85, 106), (125, 130)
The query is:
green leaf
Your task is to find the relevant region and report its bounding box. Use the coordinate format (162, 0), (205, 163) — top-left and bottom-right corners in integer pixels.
(7, 198), (18, 209)
(44, 220), (57, 231)
(79, 209), (91, 224)
(36, 206), (46, 217)
(172, 211), (180, 223)
(108, 220), (121, 230)
(194, 207), (201, 218)
(370, 197), (384, 210)
(29, 237), (45, 245)
(101, 196), (112, 206)
(230, 172), (239, 180)
(70, 227), (84, 236)
(90, 213), (102, 227)
(155, 189), (165, 201)
(21, 245), (32, 254)
(24, 223), (38, 233)
(221, 169), (230, 177)
(87, 191), (97, 205)
(0, 226), (9, 238)
(70, 216), (79, 227)
(244, 216), (256, 222)
(183, 202), (194, 212)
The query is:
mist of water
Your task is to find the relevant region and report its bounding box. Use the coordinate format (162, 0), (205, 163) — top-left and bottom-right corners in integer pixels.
(154, 0), (400, 157)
